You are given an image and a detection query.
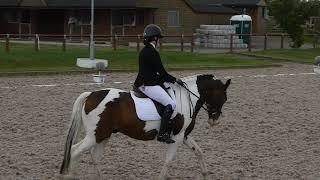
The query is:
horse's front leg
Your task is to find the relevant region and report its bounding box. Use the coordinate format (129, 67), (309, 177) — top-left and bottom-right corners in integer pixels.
(183, 136), (208, 178)
(159, 134), (183, 180)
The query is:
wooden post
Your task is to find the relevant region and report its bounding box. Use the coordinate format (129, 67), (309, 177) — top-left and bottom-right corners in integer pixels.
(248, 34), (252, 52)
(35, 34), (40, 52)
(264, 33), (267, 50)
(137, 34), (140, 52)
(19, 23), (21, 39)
(113, 34), (117, 51)
(80, 26), (83, 42)
(62, 34), (67, 52)
(281, 34), (284, 49)
(230, 34), (234, 53)
(313, 34), (317, 48)
(180, 34), (184, 52)
(159, 39), (162, 51)
(5, 34), (10, 53)
(191, 34), (194, 53)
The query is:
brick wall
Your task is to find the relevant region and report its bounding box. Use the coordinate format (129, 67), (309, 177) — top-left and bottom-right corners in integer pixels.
(137, 0), (196, 36)
(138, 0), (236, 37)
(197, 14), (232, 26)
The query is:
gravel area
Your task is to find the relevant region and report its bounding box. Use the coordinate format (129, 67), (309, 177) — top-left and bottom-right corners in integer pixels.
(1, 63), (320, 180)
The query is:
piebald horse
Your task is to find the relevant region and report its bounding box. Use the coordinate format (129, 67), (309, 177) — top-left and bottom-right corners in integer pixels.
(60, 74), (231, 179)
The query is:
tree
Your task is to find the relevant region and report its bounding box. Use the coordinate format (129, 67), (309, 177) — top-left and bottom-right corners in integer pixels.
(269, 0), (320, 48)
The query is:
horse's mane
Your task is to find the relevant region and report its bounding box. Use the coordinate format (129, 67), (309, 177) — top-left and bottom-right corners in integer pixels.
(182, 74), (217, 82)
(196, 74), (225, 93)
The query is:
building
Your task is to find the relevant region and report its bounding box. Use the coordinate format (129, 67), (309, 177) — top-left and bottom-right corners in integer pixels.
(0, 0), (267, 36)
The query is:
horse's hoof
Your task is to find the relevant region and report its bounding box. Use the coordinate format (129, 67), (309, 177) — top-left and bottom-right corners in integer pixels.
(158, 176), (168, 180)
(60, 174), (79, 180)
(202, 172), (209, 179)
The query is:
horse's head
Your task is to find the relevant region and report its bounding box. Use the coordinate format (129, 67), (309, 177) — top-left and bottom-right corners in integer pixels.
(196, 74), (231, 126)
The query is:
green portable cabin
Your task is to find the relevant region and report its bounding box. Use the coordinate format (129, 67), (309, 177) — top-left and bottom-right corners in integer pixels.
(230, 15), (252, 44)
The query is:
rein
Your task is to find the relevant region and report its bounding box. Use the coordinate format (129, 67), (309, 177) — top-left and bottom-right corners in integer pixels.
(178, 82), (209, 118)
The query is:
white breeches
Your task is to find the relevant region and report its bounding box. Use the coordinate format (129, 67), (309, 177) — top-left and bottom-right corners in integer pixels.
(139, 85), (176, 110)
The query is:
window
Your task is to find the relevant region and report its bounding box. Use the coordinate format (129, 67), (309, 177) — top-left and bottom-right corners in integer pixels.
(80, 11), (91, 25)
(5, 11), (21, 23)
(123, 11), (136, 26)
(21, 10), (30, 23)
(136, 10), (144, 25)
(262, 7), (268, 19)
(112, 10), (136, 26)
(167, 10), (179, 27)
(112, 11), (123, 26)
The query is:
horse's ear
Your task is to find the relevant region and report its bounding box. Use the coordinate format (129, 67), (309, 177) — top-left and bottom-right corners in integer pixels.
(224, 79), (231, 91)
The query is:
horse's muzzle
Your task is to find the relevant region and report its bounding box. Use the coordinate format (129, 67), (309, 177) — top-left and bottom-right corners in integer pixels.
(208, 112), (221, 126)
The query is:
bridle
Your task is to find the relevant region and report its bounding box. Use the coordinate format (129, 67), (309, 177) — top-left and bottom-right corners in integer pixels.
(178, 82), (221, 119)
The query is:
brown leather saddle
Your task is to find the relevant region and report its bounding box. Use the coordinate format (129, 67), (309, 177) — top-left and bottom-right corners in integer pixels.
(132, 85), (148, 98)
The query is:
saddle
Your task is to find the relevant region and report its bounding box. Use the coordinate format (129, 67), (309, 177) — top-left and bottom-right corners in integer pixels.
(132, 85), (148, 98)
(132, 85), (165, 116)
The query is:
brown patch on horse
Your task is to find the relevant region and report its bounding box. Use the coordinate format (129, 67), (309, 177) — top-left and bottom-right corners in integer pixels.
(84, 90), (110, 114)
(95, 92), (158, 143)
(172, 114), (184, 135)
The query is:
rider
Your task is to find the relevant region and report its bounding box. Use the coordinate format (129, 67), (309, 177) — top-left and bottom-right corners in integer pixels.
(134, 24), (183, 144)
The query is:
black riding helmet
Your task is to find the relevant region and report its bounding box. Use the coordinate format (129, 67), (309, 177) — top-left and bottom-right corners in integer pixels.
(143, 24), (163, 44)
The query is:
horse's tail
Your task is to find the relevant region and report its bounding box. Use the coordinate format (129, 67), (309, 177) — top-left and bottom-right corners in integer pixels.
(60, 92), (91, 175)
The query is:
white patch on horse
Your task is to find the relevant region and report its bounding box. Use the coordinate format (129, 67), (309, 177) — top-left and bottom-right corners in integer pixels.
(82, 89), (123, 134)
(144, 121), (161, 132)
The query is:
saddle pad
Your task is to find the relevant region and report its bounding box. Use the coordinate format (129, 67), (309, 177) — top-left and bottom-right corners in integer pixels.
(130, 91), (161, 121)
(130, 86), (177, 121)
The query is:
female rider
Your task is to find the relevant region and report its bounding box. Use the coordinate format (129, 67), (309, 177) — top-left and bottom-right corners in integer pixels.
(134, 24), (183, 144)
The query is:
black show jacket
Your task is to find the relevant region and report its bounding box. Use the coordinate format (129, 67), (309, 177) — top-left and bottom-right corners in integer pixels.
(134, 43), (176, 87)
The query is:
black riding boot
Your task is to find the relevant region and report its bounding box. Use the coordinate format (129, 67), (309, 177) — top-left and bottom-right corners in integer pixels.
(157, 105), (175, 144)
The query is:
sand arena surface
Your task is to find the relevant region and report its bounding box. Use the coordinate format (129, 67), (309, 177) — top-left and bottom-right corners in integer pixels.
(1, 63), (320, 179)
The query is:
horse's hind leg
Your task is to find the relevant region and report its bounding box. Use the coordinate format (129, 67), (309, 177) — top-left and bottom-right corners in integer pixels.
(71, 139), (84, 154)
(70, 134), (97, 171)
(183, 136), (208, 178)
(90, 140), (108, 179)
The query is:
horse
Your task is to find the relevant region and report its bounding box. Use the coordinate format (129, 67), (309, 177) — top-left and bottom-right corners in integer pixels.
(60, 74), (231, 179)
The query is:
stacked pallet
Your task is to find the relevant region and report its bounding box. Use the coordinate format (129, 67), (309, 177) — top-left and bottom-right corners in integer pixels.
(194, 25), (247, 48)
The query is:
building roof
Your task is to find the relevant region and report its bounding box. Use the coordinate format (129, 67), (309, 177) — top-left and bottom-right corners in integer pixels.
(0, 0), (20, 6)
(46, 0), (137, 8)
(184, 0), (238, 14)
(0, 0), (266, 9)
(222, 0), (266, 6)
(19, 0), (47, 7)
(184, 0), (266, 13)
(0, 0), (137, 8)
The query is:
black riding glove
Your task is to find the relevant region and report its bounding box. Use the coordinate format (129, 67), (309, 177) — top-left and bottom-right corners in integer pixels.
(176, 78), (184, 86)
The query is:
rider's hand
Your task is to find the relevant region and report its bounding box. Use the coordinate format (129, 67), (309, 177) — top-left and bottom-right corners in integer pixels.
(176, 78), (184, 86)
